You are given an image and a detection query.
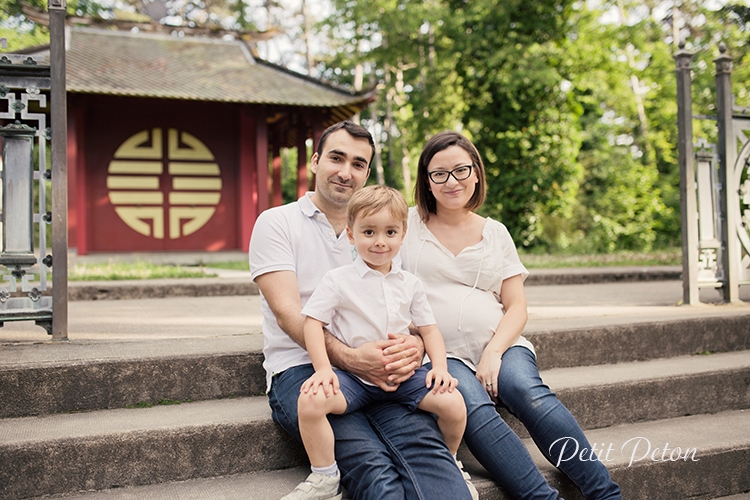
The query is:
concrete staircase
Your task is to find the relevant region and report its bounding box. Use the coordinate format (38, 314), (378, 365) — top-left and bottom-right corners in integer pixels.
(1, 284), (749, 499)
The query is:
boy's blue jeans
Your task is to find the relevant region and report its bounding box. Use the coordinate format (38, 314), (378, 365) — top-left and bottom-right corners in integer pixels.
(268, 363), (473, 500)
(447, 347), (622, 500)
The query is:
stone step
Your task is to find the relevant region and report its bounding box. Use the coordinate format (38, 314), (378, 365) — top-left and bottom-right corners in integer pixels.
(0, 397), (303, 500)
(3, 349), (750, 499)
(504, 350), (750, 438)
(62, 266), (684, 302)
(67, 277), (259, 302)
(3, 311), (749, 418)
(525, 308), (750, 370)
(0, 337), (266, 419)
(20, 409), (750, 500)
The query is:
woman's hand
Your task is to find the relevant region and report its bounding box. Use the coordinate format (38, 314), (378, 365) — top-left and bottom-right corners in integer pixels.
(300, 367), (340, 397)
(425, 367), (458, 394)
(476, 274), (527, 399)
(476, 348), (503, 399)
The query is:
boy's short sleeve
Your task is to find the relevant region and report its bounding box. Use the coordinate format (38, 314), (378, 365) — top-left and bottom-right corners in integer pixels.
(409, 277), (436, 327)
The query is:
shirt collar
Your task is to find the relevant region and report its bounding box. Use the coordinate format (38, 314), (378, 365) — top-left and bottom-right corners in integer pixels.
(298, 192), (319, 218)
(353, 254), (405, 279)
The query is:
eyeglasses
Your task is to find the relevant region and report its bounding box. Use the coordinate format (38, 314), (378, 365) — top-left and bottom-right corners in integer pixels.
(427, 165), (473, 184)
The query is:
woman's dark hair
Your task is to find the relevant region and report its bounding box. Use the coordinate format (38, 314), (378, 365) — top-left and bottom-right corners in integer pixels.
(316, 121), (376, 166)
(414, 131), (487, 221)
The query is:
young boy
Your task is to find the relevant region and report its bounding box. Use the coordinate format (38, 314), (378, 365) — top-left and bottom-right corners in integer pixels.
(282, 185), (477, 500)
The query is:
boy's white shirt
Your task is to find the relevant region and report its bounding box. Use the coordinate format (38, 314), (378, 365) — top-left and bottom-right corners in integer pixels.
(302, 255), (436, 382)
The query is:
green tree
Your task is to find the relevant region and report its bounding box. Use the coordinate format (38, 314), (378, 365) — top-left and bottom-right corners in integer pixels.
(1, 0), (50, 51)
(447, 0), (583, 247)
(319, 0), (463, 198)
(557, 1), (672, 252)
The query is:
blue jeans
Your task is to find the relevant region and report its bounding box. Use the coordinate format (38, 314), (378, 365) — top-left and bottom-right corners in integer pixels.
(337, 367), (432, 413)
(448, 347), (621, 500)
(268, 364), (473, 500)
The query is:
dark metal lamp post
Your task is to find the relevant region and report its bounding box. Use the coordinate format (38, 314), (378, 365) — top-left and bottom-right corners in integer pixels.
(0, 0), (68, 338)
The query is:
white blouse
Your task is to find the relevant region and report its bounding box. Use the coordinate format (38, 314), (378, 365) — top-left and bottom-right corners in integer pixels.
(302, 255), (436, 349)
(401, 208), (535, 370)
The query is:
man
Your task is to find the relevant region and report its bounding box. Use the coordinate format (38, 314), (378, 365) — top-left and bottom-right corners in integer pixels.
(250, 121), (473, 499)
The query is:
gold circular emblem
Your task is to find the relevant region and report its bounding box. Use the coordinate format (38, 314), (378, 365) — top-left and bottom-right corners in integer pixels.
(106, 128), (222, 239)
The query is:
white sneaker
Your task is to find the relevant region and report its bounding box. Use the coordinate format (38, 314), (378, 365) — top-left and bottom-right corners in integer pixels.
(281, 471), (343, 500)
(455, 459), (479, 500)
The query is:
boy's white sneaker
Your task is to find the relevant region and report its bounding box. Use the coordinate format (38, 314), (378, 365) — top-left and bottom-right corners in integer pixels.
(456, 459), (479, 500)
(281, 471), (343, 500)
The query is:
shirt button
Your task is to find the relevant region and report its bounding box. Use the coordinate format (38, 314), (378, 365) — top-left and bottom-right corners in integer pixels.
(328, 231), (333, 236)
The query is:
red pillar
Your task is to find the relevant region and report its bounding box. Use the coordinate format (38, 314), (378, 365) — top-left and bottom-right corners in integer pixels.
(272, 140), (282, 207)
(66, 98), (77, 254)
(312, 117), (324, 152)
(311, 116), (324, 192)
(239, 106), (257, 252)
(296, 119), (309, 199)
(67, 97), (88, 255)
(255, 107), (269, 216)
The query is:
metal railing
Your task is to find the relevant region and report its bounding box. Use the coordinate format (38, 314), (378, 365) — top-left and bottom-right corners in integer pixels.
(0, 0), (68, 338)
(675, 41), (750, 304)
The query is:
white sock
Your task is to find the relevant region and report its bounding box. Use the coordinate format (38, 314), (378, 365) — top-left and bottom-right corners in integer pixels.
(311, 462), (339, 477)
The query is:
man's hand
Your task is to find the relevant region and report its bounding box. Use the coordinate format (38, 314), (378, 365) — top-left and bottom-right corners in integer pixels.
(351, 338), (408, 392)
(327, 333), (424, 391)
(382, 333), (424, 383)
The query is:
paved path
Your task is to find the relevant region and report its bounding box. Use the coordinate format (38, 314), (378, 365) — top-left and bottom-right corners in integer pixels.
(1, 278), (749, 344)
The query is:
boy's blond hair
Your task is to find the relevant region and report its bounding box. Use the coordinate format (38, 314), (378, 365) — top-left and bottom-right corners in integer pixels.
(347, 185), (409, 230)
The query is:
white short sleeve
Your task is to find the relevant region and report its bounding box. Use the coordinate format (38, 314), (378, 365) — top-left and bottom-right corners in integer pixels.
(408, 277), (436, 327)
(249, 209), (295, 280)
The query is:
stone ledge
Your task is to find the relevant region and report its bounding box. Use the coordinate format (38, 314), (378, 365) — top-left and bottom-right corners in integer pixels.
(63, 266), (682, 301)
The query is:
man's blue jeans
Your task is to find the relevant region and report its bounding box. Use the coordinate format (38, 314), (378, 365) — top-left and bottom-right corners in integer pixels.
(447, 347), (622, 500)
(268, 364), (473, 500)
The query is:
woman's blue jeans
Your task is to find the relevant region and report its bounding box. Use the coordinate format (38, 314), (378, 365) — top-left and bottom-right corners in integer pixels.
(448, 347), (621, 500)
(268, 363), (474, 500)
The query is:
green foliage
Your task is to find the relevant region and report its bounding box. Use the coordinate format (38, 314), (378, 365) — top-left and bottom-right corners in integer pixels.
(208, 261), (251, 271)
(319, 0), (466, 195)
(0, 0), (120, 51)
(556, 3), (671, 253)
(518, 248), (681, 268)
(449, 0), (583, 247)
(316, 0), (744, 254)
(5, 0), (746, 256)
(0, 0), (48, 52)
(279, 147), (308, 204)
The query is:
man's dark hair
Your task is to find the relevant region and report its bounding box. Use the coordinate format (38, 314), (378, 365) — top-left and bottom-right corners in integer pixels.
(316, 121), (376, 166)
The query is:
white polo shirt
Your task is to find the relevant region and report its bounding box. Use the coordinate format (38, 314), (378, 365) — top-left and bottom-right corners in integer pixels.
(250, 193), (354, 391)
(302, 256), (436, 350)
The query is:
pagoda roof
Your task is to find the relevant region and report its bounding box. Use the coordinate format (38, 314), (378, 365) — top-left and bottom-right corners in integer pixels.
(55, 27), (371, 114)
